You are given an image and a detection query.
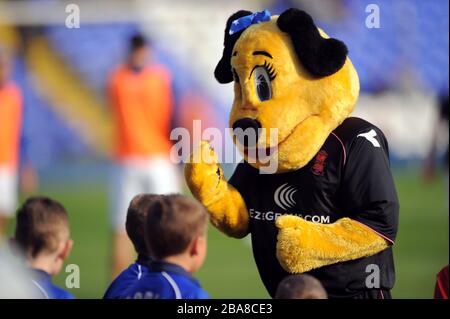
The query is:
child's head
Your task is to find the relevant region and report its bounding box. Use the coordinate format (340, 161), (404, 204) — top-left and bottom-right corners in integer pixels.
(126, 194), (161, 256)
(275, 274), (327, 299)
(145, 194), (208, 273)
(13, 197), (72, 275)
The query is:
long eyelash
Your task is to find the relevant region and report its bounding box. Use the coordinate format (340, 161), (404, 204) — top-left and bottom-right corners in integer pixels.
(263, 61), (277, 80)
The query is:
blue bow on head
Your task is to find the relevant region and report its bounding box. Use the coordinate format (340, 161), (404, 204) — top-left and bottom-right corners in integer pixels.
(229, 9), (271, 35)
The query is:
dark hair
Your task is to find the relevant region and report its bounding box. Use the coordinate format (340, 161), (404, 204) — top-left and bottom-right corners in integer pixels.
(145, 194), (208, 259)
(129, 33), (148, 52)
(214, 8), (348, 83)
(14, 197), (69, 258)
(275, 274), (327, 299)
(125, 194), (161, 255)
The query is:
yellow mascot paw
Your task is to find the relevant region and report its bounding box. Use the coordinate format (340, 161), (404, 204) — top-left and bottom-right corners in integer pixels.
(184, 140), (225, 206)
(275, 215), (307, 229)
(275, 215), (390, 274)
(184, 140), (250, 238)
(275, 215), (311, 273)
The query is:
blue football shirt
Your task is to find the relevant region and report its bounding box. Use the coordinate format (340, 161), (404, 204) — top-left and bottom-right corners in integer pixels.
(30, 268), (75, 299)
(125, 261), (209, 299)
(103, 255), (152, 299)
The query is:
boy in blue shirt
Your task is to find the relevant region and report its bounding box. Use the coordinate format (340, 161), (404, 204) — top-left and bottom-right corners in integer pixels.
(125, 194), (209, 299)
(104, 194), (160, 298)
(13, 196), (74, 299)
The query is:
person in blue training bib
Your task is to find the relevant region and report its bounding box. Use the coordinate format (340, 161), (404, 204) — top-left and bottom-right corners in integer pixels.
(125, 194), (209, 299)
(104, 194), (160, 299)
(12, 197), (74, 299)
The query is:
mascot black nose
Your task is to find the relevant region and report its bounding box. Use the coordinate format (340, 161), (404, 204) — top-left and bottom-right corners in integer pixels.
(232, 118), (262, 147)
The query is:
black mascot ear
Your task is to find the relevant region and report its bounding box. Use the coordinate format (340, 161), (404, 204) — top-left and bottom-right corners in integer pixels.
(277, 8), (348, 77)
(214, 10), (253, 84)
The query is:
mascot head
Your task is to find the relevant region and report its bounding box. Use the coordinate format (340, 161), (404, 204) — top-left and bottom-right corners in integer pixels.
(215, 8), (360, 172)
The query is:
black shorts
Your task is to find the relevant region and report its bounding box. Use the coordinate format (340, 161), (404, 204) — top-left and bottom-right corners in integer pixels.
(327, 289), (392, 299)
(352, 289), (392, 299)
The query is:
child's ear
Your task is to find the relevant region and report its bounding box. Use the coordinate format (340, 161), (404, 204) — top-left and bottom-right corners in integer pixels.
(189, 237), (200, 256)
(59, 239), (73, 260)
(189, 235), (206, 257)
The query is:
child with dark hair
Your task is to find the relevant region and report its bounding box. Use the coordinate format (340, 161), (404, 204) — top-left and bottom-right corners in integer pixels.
(104, 194), (160, 299)
(275, 274), (327, 299)
(125, 194), (209, 299)
(13, 196), (74, 299)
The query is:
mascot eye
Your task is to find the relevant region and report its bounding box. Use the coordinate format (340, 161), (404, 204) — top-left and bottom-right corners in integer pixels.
(253, 61), (276, 102)
(254, 67), (273, 102)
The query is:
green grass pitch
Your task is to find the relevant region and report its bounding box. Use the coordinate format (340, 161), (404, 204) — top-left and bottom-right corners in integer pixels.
(8, 168), (449, 298)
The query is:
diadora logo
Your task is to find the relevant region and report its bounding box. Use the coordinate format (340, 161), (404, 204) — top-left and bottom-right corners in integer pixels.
(357, 129), (380, 148)
(274, 183), (297, 210)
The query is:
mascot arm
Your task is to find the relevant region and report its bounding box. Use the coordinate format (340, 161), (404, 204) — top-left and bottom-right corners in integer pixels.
(276, 216), (388, 273)
(276, 128), (399, 273)
(185, 141), (249, 238)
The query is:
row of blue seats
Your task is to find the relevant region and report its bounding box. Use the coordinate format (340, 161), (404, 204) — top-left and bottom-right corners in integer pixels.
(12, 57), (89, 169)
(272, 0), (449, 95)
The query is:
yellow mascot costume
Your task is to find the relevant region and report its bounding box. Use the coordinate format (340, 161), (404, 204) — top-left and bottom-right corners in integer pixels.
(185, 8), (399, 299)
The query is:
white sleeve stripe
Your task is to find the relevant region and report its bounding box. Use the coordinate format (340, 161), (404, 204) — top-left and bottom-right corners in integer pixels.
(32, 280), (49, 299)
(137, 264), (142, 280)
(161, 271), (182, 299)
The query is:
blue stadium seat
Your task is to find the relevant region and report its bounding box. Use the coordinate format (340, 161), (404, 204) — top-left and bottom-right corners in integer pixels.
(12, 58), (88, 168)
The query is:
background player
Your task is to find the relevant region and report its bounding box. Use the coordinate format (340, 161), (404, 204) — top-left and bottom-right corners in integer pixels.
(0, 48), (37, 241)
(423, 95), (449, 201)
(0, 48), (23, 239)
(108, 34), (180, 277)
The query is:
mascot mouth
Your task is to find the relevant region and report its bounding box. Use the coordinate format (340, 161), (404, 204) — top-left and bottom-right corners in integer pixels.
(242, 115), (315, 160)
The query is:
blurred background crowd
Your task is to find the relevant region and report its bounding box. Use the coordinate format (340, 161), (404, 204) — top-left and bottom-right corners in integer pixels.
(0, 0), (448, 298)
